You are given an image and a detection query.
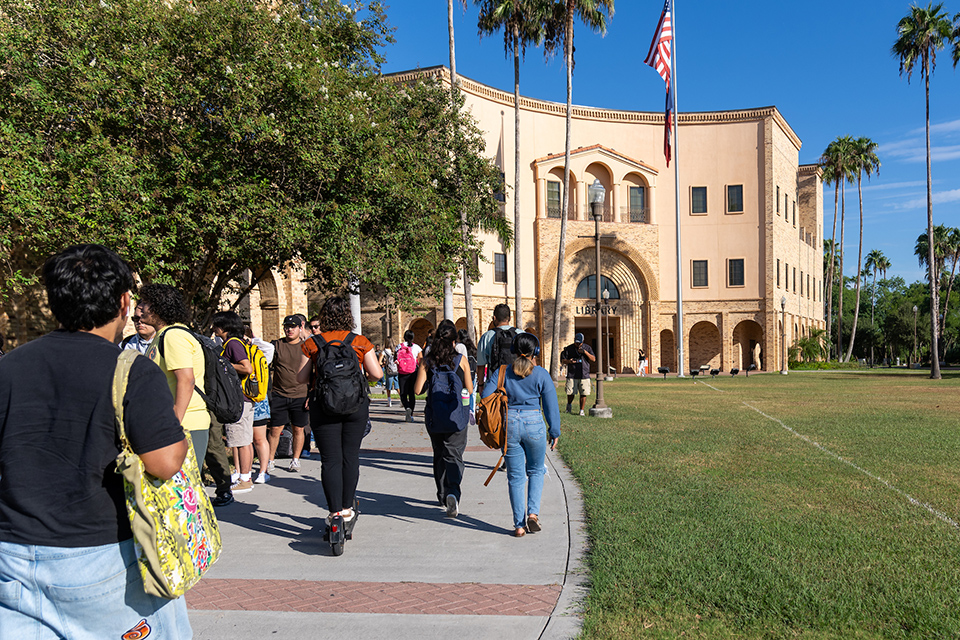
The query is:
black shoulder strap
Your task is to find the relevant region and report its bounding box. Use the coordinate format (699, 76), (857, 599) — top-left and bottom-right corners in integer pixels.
(344, 332), (357, 347)
(311, 334), (327, 351)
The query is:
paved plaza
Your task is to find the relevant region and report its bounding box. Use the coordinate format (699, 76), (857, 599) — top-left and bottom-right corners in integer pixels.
(186, 396), (587, 639)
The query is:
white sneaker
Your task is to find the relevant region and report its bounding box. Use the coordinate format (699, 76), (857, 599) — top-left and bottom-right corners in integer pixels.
(230, 471), (240, 484)
(267, 460), (276, 473)
(579, 410), (585, 416)
(445, 494), (459, 518)
(288, 458), (301, 472)
(254, 472), (270, 484)
(388, 398), (393, 407)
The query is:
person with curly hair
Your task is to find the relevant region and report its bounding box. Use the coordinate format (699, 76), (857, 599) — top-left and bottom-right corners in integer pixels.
(297, 297), (382, 530)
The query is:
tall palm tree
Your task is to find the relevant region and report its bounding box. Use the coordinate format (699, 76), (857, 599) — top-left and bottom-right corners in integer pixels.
(544, 0), (614, 380)
(893, 1), (952, 379)
(843, 137), (880, 362)
(819, 136), (854, 360)
(477, 0), (551, 329)
(939, 226), (960, 340)
(865, 249), (891, 366)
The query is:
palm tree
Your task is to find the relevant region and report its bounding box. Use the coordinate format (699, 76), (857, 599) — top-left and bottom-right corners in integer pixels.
(544, 0), (614, 380)
(477, 0), (551, 329)
(865, 249), (891, 365)
(893, 1), (952, 379)
(939, 226), (960, 341)
(843, 137), (880, 363)
(819, 136), (854, 360)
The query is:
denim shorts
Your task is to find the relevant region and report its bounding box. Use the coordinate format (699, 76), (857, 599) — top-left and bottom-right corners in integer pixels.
(0, 538), (192, 639)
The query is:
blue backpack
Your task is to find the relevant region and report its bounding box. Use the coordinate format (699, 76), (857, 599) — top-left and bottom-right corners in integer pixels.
(424, 354), (469, 434)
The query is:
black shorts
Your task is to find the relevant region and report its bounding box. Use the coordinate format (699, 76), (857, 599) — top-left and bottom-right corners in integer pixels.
(269, 394), (309, 428)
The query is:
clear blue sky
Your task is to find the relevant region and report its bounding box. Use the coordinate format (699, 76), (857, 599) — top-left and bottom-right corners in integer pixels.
(378, 1), (960, 284)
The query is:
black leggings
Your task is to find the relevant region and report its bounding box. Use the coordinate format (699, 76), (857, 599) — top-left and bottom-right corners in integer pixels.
(312, 403), (369, 513)
(398, 372), (417, 412)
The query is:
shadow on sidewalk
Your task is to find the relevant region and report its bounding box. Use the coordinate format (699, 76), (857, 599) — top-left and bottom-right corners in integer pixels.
(358, 489), (507, 535)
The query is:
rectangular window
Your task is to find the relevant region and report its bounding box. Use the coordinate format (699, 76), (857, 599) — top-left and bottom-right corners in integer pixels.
(494, 253), (507, 283)
(776, 259), (781, 287)
(792, 201), (796, 226)
(728, 258), (745, 287)
(691, 186), (707, 214)
(776, 186), (780, 213)
(793, 267), (797, 292)
(692, 260), (708, 287)
(629, 186), (646, 222)
(495, 171), (506, 203)
(800, 270), (804, 295)
(807, 274), (811, 298)
(727, 185), (744, 213)
(546, 181), (561, 219)
(784, 193), (789, 217)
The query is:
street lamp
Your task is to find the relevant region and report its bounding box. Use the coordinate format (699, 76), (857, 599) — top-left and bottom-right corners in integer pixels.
(913, 304), (918, 368)
(780, 295), (788, 375)
(602, 288), (614, 381)
(588, 179), (612, 418)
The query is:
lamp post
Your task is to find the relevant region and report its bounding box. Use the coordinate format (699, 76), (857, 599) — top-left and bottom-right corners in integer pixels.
(588, 179), (612, 418)
(780, 295), (788, 375)
(913, 304), (918, 368)
(603, 288), (614, 381)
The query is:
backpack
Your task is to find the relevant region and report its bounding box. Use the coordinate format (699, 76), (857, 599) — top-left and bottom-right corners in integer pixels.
(382, 349), (398, 376)
(310, 333), (368, 416)
(158, 326), (244, 424)
(424, 354), (469, 434)
(224, 337), (269, 403)
(476, 364), (509, 486)
(488, 327), (517, 371)
(396, 342), (417, 374)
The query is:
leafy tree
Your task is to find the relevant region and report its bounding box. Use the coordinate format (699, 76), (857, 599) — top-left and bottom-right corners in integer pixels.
(544, 0), (614, 380)
(843, 136), (880, 362)
(819, 136), (854, 360)
(792, 328), (827, 363)
(477, 0), (551, 329)
(892, 1), (953, 378)
(0, 0), (505, 339)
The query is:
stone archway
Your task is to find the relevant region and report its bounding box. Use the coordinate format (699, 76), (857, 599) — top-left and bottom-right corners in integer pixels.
(256, 271), (281, 341)
(659, 329), (675, 372)
(689, 321), (721, 371)
(732, 320), (764, 371)
(408, 318), (434, 348)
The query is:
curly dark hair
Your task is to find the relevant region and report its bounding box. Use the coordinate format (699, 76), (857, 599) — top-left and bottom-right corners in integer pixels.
(43, 244), (134, 332)
(426, 320), (458, 368)
(318, 296), (355, 332)
(137, 283), (191, 326)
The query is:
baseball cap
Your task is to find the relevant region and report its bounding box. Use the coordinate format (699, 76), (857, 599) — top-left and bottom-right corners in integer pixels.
(574, 332), (584, 343)
(283, 315), (302, 327)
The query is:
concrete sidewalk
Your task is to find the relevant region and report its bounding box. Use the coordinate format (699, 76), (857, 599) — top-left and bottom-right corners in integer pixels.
(186, 397), (588, 640)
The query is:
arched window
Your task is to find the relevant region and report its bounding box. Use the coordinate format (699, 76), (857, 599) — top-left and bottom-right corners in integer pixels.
(575, 275), (620, 299)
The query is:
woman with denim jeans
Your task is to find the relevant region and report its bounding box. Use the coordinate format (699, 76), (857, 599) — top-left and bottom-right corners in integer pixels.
(481, 333), (561, 537)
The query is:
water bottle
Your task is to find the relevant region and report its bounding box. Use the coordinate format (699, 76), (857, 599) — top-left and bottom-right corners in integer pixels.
(461, 388), (470, 407)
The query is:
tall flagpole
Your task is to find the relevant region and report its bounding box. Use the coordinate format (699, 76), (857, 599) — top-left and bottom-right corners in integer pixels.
(671, 0), (684, 377)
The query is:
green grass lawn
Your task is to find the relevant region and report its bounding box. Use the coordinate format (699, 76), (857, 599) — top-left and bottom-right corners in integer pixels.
(557, 369), (960, 639)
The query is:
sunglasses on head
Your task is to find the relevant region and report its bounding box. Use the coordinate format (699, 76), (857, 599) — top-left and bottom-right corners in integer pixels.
(310, 324), (320, 329)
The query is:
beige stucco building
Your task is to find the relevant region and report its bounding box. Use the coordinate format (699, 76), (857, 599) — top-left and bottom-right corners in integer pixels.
(348, 66), (824, 374)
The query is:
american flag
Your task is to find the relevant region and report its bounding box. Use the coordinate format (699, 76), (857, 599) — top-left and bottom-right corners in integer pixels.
(645, 0), (673, 166)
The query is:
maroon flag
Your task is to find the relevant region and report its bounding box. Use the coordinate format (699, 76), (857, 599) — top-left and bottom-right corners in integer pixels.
(645, 0), (673, 166)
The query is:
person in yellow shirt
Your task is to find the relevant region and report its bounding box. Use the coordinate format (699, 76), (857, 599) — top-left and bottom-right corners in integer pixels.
(137, 284), (211, 458)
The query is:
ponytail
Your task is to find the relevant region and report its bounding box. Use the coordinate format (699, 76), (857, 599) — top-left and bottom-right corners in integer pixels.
(512, 355), (534, 379)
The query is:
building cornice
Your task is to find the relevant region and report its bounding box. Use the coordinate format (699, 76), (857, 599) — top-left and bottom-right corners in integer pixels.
(384, 66), (803, 150)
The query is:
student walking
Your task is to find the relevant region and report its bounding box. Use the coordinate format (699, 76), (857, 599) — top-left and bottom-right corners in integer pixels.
(482, 333), (560, 538)
(381, 345), (399, 407)
(395, 329), (422, 422)
(211, 311), (256, 495)
(415, 320), (474, 517)
(298, 297), (383, 529)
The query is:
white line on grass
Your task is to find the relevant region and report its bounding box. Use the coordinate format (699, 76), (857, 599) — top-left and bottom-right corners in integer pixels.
(740, 401), (959, 530)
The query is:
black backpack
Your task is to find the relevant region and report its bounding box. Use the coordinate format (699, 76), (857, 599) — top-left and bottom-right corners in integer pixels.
(158, 325), (244, 424)
(310, 333), (368, 416)
(488, 327), (517, 371)
(424, 354), (469, 434)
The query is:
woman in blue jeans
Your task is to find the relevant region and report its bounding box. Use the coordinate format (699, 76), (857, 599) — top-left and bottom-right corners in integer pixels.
(482, 333), (561, 537)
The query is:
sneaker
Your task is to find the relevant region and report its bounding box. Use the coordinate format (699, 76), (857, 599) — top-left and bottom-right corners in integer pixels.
(565, 403), (572, 414)
(267, 460), (276, 473)
(405, 409), (413, 422)
(445, 494), (459, 518)
(211, 492), (234, 507)
(579, 410), (585, 416)
(254, 472), (270, 484)
(300, 449), (311, 459)
(230, 471), (240, 484)
(288, 458), (301, 472)
(231, 479), (254, 494)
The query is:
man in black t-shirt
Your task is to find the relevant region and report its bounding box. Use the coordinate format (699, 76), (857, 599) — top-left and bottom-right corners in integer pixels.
(0, 245), (191, 638)
(561, 332), (596, 416)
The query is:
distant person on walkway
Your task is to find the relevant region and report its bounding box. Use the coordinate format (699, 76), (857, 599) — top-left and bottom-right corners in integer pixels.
(267, 315), (310, 473)
(211, 311), (255, 495)
(415, 320), (474, 518)
(120, 312), (156, 354)
(246, 323), (275, 484)
(476, 303), (517, 387)
(458, 328), (478, 413)
(482, 332), (560, 538)
(381, 344), (399, 407)
(0, 244), (191, 638)
(636, 348), (647, 377)
(396, 329), (422, 422)
(298, 296), (382, 527)
(561, 333), (595, 416)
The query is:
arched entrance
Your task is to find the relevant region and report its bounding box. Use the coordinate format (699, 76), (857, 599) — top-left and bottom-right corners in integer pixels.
(257, 271), (281, 341)
(408, 318), (434, 347)
(689, 321), (721, 371)
(732, 320), (764, 371)
(659, 329), (675, 372)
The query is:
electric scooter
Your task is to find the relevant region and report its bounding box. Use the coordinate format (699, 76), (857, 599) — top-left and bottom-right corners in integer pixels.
(323, 500), (359, 556)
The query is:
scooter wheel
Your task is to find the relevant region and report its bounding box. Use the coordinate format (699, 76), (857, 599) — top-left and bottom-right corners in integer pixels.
(331, 541), (344, 556)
